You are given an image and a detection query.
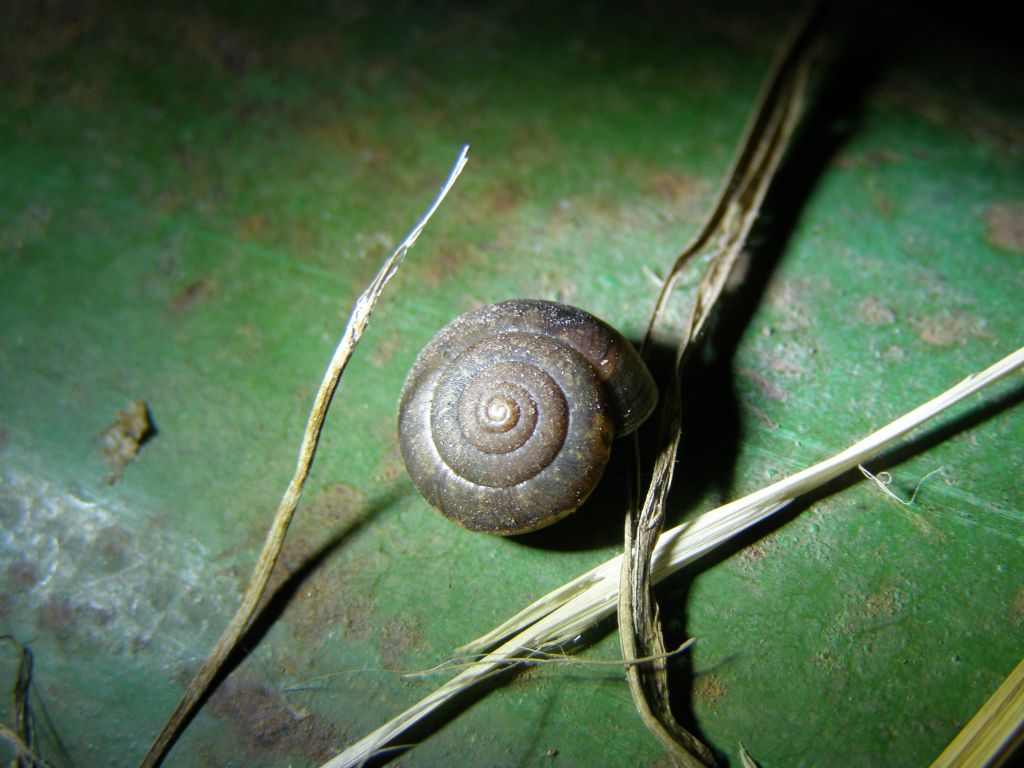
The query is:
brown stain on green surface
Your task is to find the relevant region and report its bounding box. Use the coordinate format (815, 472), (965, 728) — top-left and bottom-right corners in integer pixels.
(857, 296), (896, 325)
(766, 277), (815, 331)
(842, 585), (904, 637)
(209, 676), (341, 762)
(1012, 587), (1024, 622)
(271, 483), (369, 650)
(738, 367), (787, 402)
(912, 311), (991, 347)
(983, 202), (1024, 254)
(154, 190), (184, 216)
(863, 590), (898, 619)
(95, 525), (134, 573)
(410, 235), (487, 289)
(740, 535), (777, 565)
(5, 558), (39, 590)
(813, 649), (842, 675)
(475, 179), (529, 218)
(693, 672), (727, 709)
(237, 213), (268, 240)
(36, 594), (114, 645)
(368, 332), (402, 368)
(341, 592), (375, 644)
(648, 172), (695, 204)
(379, 614), (425, 671)
(373, 443), (407, 485)
(171, 278), (215, 312)
(279, 567), (347, 652)
(834, 148), (903, 172)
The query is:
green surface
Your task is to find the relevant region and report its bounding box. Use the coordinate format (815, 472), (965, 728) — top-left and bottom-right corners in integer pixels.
(1, 3), (1022, 767)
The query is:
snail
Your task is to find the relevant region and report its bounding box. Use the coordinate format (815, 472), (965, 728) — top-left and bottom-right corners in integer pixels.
(397, 299), (657, 535)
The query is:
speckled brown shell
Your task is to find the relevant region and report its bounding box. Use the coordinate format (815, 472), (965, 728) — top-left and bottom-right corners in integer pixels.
(397, 300), (657, 535)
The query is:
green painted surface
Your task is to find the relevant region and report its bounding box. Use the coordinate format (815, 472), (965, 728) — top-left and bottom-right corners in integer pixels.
(1, 3), (1022, 767)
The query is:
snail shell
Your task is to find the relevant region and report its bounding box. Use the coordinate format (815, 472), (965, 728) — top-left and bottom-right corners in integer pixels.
(397, 299), (657, 535)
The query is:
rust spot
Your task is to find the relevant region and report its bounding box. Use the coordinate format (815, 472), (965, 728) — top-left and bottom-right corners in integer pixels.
(277, 568), (347, 652)
(647, 171), (698, 203)
(237, 214), (267, 240)
(36, 595), (114, 645)
(874, 195), (895, 217)
(310, 483), (366, 530)
(171, 278), (213, 311)
(412, 236), (484, 288)
(36, 596), (78, 641)
(862, 149), (903, 167)
(742, 541), (769, 562)
(6, 559), (39, 589)
(813, 649), (841, 674)
(744, 402), (779, 431)
(912, 311), (991, 347)
(173, 145), (202, 173)
(834, 149), (902, 170)
(379, 615), (425, 671)
(286, 222), (315, 251)
(1012, 587), (1024, 620)
(154, 190), (183, 215)
(482, 179), (527, 215)
(268, 483), (370, 650)
(342, 593), (375, 644)
(863, 590), (897, 618)
(857, 296), (896, 325)
(739, 367), (787, 402)
(368, 333), (401, 368)
(96, 525), (134, 573)
(766, 277), (814, 330)
(374, 443), (408, 484)
(767, 355), (807, 376)
(209, 677), (340, 762)
(693, 673), (726, 709)
(984, 202), (1024, 254)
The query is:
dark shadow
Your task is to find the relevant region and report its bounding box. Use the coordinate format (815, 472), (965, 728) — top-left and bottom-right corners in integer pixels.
(230, 484), (404, 660)
(668, 6), (890, 526)
(518, 5), (889, 556)
(513, 433), (641, 551)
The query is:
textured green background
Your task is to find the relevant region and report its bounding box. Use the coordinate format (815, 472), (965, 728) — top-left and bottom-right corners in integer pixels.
(1, 2), (1022, 767)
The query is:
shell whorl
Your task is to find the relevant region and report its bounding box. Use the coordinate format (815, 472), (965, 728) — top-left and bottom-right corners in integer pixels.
(398, 300), (657, 535)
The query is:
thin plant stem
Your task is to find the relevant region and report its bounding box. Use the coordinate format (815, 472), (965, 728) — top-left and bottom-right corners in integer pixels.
(138, 146), (469, 768)
(619, 8), (821, 765)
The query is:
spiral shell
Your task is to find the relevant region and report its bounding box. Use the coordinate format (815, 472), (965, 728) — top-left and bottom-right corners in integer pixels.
(397, 299), (657, 535)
